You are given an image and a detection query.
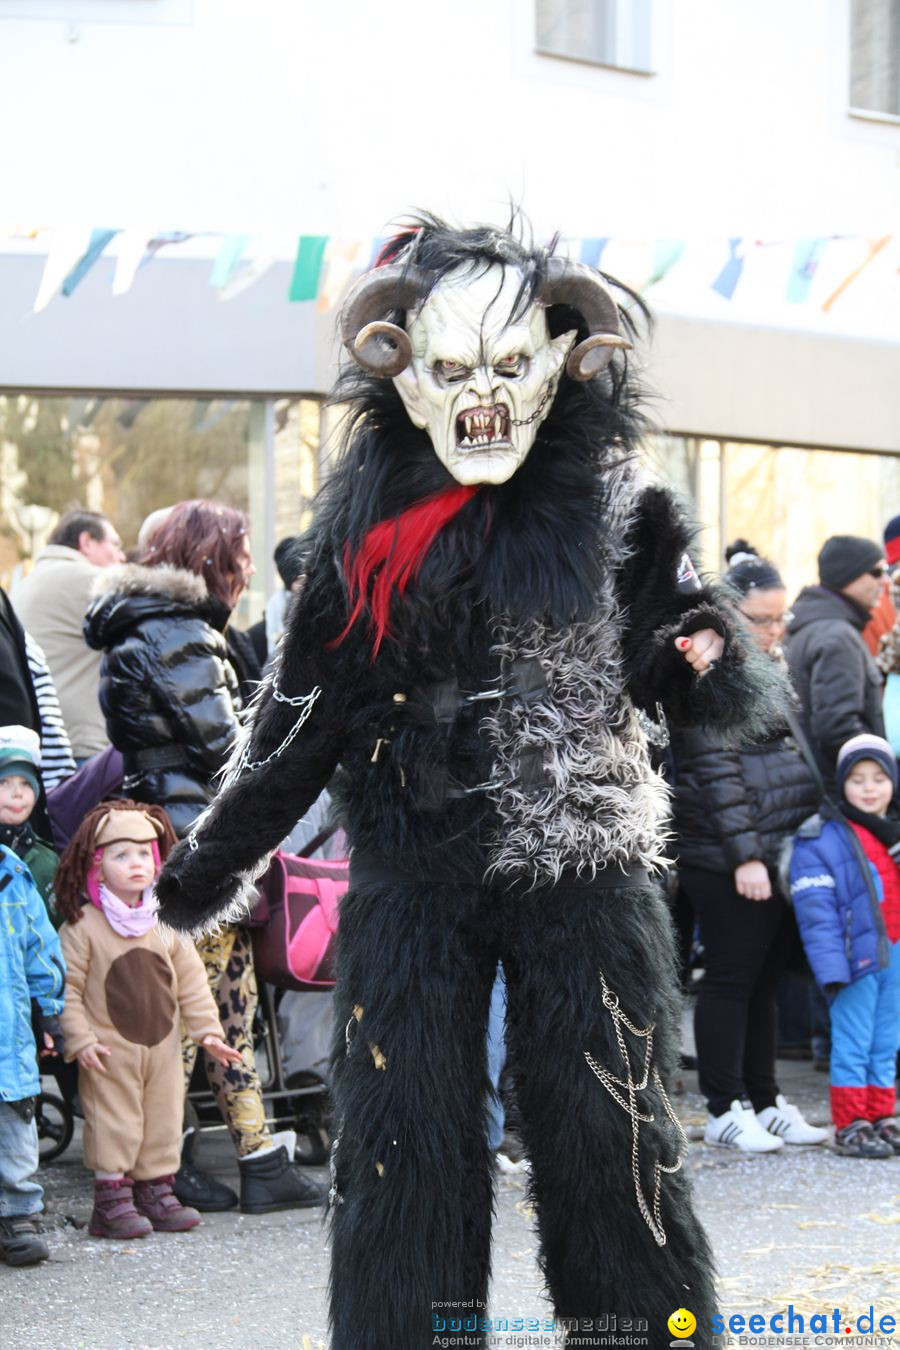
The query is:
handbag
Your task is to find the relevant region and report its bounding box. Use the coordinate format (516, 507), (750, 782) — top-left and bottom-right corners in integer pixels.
(250, 828), (349, 991)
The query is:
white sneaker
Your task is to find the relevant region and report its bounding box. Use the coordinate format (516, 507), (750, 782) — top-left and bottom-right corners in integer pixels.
(705, 1099), (784, 1152)
(756, 1094), (828, 1145)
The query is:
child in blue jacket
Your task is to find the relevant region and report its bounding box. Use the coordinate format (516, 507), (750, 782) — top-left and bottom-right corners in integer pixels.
(789, 734), (900, 1158)
(0, 843), (65, 1264)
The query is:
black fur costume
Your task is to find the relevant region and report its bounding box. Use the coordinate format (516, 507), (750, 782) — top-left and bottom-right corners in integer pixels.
(158, 219), (783, 1349)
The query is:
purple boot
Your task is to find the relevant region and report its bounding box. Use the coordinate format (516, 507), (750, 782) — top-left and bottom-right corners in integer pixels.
(133, 1175), (202, 1232)
(89, 1178), (153, 1239)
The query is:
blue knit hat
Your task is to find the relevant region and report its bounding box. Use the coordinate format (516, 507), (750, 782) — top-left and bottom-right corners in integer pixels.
(836, 734), (898, 793)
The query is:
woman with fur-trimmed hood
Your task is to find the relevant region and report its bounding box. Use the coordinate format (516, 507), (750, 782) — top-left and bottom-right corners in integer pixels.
(157, 218), (785, 1349)
(84, 499), (326, 1218)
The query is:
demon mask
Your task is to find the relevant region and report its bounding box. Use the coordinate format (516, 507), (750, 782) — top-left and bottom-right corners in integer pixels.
(341, 253), (629, 486)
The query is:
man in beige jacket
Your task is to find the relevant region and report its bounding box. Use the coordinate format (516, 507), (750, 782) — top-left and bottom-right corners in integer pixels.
(13, 510), (124, 761)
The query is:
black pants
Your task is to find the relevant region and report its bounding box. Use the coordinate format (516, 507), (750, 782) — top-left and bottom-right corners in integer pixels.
(328, 870), (716, 1349)
(680, 866), (787, 1116)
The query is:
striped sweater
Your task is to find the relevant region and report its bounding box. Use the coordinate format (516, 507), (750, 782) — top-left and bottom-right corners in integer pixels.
(24, 632), (75, 789)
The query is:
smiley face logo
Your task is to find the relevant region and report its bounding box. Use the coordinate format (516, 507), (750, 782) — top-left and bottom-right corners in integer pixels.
(668, 1308), (697, 1340)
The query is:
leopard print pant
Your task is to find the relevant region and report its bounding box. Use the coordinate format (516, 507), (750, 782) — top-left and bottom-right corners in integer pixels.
(181, 925), (271, 1157)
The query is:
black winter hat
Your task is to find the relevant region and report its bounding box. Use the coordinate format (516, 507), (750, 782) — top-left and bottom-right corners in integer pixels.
(273, 536), (308, 589)
(817, 535), (883, 590)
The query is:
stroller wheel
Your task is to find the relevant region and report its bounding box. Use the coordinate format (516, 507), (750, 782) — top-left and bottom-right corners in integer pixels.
(36, 1093), (74, 1162)
(293, 1119), (331, 1167)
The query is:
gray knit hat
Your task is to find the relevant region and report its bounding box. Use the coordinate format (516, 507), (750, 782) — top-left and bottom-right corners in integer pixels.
(818, 535), (883, 590)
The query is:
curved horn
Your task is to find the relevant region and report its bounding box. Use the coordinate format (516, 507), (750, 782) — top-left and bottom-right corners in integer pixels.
(340, 263), (432, 377)
(540, 257), (632, 381)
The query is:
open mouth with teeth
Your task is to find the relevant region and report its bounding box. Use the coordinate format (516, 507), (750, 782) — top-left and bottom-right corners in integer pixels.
(455, 403), (511, 450)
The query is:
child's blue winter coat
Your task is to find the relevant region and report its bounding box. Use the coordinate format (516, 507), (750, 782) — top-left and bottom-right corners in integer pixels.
(789, 813), (891, 992)
(0, 844), (65, 1100)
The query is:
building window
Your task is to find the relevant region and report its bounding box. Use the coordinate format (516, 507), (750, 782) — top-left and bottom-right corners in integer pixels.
(850, 0), (900, 119)
(535, 0), (653, 73)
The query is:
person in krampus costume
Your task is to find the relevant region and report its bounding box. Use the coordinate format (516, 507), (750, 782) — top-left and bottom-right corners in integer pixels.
(157, 216), (782, 1348)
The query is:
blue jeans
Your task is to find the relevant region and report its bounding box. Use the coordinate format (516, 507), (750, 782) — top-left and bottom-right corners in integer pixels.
(0, 1101), (42, 1217)
(486, 965), (507, 1151)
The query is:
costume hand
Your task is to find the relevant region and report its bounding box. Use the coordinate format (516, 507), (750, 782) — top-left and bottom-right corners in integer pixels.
(38, 1032), (58, 1059)
(201, 1034), (243, 1067)
(77, 1043), (111, 1074)
(734, 860), (772, 901)
(674, 628), (724, 675)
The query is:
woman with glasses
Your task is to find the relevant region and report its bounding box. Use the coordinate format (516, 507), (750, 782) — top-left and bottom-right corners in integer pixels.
(671, 542), (826, 1152)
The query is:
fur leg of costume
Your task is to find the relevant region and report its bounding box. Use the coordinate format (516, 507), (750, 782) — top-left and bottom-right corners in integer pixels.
(328, 878), (498, 1350)
(503, 879), (715, 1341)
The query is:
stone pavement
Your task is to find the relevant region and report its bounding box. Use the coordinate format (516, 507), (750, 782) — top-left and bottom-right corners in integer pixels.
(2, 1049), (898, 1349)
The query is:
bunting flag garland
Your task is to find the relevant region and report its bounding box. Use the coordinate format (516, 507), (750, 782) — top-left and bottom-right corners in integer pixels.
(289, 235), (329, 302)
(579, 237), (609, 268)
(786, 237), (826, 304)
(61, 228), (120, 296)
(12, 225), (895, 322)
(33, 227), (92, 311)
(644, 239), (685, 290)
(112, 227), (153, 296)
(711, 238), (744, 300)
(822, 235), (891, 313)
(209, 233), (250, 289)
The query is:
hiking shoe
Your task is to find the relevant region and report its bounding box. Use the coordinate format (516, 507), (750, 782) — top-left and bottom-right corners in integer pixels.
(705, 1099), (784, 1152)
(833, 1119), (893, 1159)
(134, 1175), (201, 1232)
(239, 1131), (327, 1214)
(174, 1130), (237, 1212)
(89, 1177), (153, 1239)
(873, 1117), (900, 1156)
(757, 1094), (828, 1145)
(0, 1215), (49, 1266)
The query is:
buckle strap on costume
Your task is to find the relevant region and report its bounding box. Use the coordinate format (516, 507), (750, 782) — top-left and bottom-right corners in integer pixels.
(407, 659), (548, 726)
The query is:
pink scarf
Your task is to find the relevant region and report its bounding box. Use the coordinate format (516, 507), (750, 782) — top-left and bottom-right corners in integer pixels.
(95, 882), (159, 938)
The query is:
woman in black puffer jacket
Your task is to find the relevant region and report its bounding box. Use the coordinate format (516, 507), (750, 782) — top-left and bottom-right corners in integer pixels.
(671, 543), (824, 1153)
(84, 499), (324, 1217)
(85, 554), (240, 839)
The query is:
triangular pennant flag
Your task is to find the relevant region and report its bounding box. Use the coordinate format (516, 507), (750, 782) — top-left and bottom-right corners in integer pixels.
(823, 235), (892, 313)
(711, 238), (744, 300)
(644, 239), (685, 289)
(217, 240), (277, 301)
(786, 237), (827, 303)
(61, 228), (120, 297)
(210, 233), (250, 289)
(367, 236), (390, 268)
(289, 235), (329, 301)
(579, 237), (609, 268)
(33, 227), (92, 311)
(317, 237), (368, 313)
(112, 228), (153, 296)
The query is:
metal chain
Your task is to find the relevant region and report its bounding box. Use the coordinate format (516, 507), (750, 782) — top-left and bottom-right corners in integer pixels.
(508, 382), (552, 427)
(584, 970), (687, 1248)
(187, 684), (322, 852)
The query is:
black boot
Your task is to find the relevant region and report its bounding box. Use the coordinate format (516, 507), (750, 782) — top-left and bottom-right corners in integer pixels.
(0, 1215), (49, 1266)
(239, 1131), (327, 1214)
(173, 1129), (238, 1212)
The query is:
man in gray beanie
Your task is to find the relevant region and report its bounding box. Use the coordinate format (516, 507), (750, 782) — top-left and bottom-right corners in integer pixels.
(786, 534), (888, 789)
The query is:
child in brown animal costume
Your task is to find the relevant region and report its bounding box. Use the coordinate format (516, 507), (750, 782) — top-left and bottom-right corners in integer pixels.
(56, 800), (240, 1238)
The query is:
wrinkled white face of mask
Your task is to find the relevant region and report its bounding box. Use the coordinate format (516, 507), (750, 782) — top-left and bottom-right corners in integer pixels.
(392, 264), (575, 486)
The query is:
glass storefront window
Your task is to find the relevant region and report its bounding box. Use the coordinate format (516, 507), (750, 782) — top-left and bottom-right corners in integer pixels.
(644, 432), (900, 599)
(0, 392), (324, 625)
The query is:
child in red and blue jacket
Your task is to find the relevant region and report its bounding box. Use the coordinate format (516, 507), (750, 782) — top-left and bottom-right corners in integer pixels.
(789, 734), (900, 1158)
